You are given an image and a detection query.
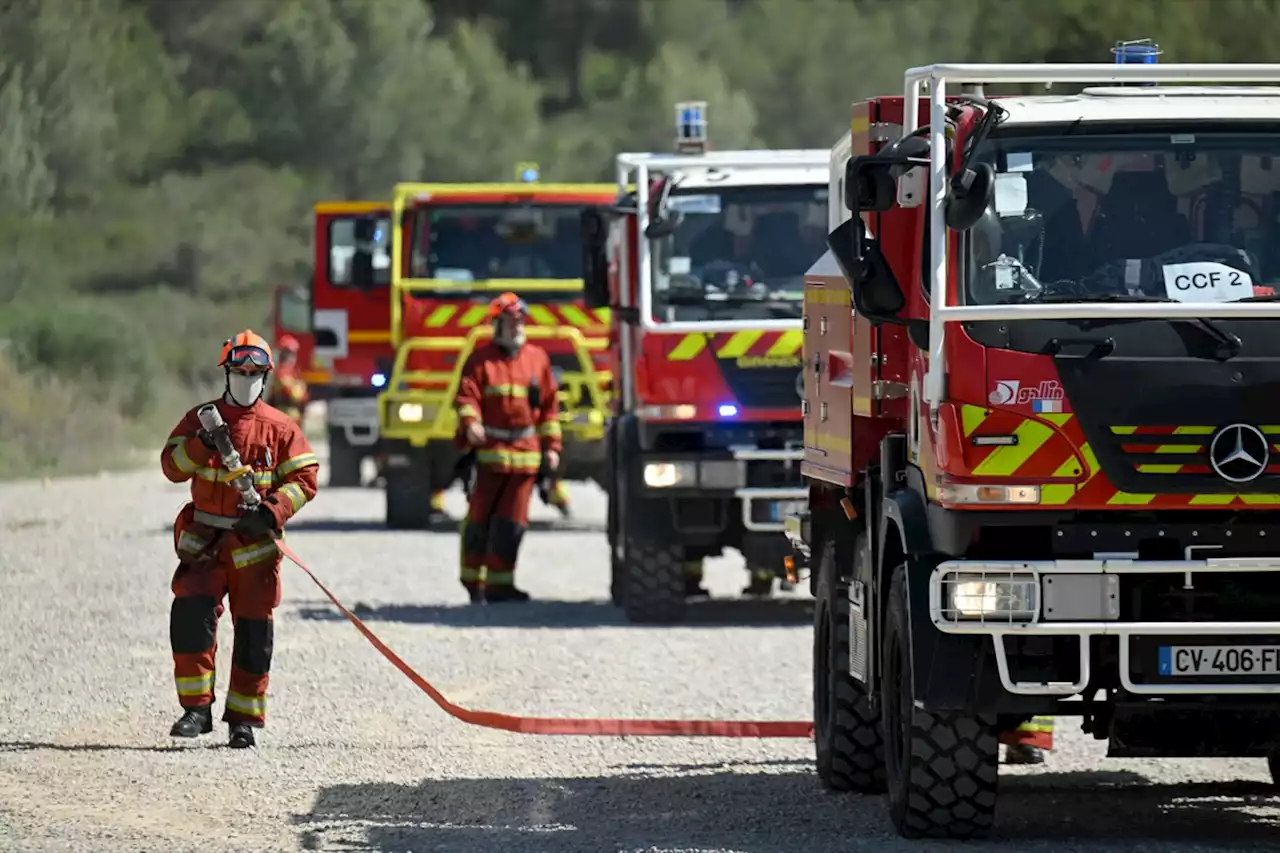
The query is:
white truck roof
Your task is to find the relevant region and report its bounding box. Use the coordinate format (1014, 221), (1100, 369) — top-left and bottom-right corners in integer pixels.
(998, 86), (1280, 126)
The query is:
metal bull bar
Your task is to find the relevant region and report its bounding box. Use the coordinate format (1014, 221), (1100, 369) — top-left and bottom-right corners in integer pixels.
(377, 325), (611, 447)
(929, 557), (1280, 697)
(731, 446), (806, 533)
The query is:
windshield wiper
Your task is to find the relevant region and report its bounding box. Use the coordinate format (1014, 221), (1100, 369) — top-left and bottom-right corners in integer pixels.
(1020, 292), (1243, 360)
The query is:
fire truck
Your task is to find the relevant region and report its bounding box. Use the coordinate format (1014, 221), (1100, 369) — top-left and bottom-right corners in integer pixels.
(309, 200), (394, 487)
(354, 170), (618, 529)
(580, 103), (829, 623)
(785, 45), (1280, 839)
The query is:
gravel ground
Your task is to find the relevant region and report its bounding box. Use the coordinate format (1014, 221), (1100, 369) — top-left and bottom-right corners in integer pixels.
(0, 446), (1277, 853)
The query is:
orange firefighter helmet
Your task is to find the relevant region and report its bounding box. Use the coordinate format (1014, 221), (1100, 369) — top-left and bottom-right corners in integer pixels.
(218, 329), (274, 370)
(277, 334), (300, 353)
(487, 291), (528, 321)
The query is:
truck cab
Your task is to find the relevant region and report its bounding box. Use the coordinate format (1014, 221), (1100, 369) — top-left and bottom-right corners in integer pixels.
(791, 48), (1280, 839)
(311, 201), (393, 486)
(582, 102), (829, 623)
(364, 175), (617, 529)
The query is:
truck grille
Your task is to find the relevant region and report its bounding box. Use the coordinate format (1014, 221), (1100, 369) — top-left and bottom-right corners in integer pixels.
(1086, 424), (1280, 494)
(716, 359), (804, 411)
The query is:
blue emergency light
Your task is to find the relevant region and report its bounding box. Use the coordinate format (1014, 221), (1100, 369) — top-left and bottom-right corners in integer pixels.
(521, 167), (538, 182)
(675, 101), (708, 153)
(371, 372), (387, 388)
(717, 403), (739, 418)
(1112, 38), (1161, 64)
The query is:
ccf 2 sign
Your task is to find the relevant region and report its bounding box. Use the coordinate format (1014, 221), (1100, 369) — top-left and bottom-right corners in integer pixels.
(1162, 261), (1253, 303)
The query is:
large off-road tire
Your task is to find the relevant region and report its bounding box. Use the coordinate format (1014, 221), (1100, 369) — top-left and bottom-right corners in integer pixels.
(384, 465), (433, 530)
(813, 537), (885, 794)
(622, 534), (686, 624)
(883, 563), (999, 840)
(607, 484), (623, 606)
(326, 427), (364, 487)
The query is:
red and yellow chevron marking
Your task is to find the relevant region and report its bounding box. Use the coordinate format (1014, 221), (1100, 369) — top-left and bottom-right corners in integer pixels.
(666, 330), (804, 365)
(959, 405), (1280, 508)
(417, 303), (611, 330)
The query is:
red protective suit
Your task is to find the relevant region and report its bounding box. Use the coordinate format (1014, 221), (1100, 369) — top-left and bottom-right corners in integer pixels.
(453, 340), (561, 596)
(160, 397), (319, 728)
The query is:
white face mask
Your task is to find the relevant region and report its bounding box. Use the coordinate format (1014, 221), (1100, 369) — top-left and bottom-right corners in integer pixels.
(227, 372), (265, 406)
(493, 317), (526, 349)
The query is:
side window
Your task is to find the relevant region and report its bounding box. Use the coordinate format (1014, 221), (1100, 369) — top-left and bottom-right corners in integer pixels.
(277, 286), (311, 332)
(327, 216), (391, 287)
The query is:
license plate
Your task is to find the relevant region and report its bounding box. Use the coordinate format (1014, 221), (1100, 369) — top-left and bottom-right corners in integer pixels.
(1158, 645), (1280, 677)
(769, 500), (806, 521)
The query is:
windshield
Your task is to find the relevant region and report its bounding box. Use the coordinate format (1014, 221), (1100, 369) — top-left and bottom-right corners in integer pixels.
(651, 184), (828, 321)
(328, 215), (391, 288)
(965, 127), (1280, 306)
(409, 204), (587, 302)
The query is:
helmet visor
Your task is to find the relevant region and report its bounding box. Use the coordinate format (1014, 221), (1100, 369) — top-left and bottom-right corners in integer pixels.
(226, 345), (271, 369)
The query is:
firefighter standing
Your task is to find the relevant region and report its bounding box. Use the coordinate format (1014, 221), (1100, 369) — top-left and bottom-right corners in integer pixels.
(1005, 717), (1054, 764)
(160, 330), (320, 748)
(454, 292), (561, 603)
(267, 334), (309, 426)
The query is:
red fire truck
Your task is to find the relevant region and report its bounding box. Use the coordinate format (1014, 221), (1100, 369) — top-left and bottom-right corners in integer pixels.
(351, 174), (618, 529)
(580, 103), (830, 623)
(309, 200), (395, 487)
(786, 48), (1280, 839)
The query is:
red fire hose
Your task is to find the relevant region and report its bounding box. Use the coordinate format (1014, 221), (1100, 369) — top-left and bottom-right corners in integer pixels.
(279, 541), (816, 738)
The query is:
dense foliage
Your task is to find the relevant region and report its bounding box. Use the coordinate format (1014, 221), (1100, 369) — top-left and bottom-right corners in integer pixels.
(2, 0), (1276, 475)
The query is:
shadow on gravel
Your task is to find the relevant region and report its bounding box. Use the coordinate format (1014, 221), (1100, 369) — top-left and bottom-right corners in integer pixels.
(293, 595), (812, 629)
(0, 740), (188, 754)
(249, 517), (605, 534)
(294, 766), (1279, 853)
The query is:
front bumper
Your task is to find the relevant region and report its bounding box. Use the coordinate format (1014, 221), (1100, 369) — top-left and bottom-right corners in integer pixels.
(637, 446), (805, 533)
(326, 397), (380, 447)
(930, 557), (1280, 697)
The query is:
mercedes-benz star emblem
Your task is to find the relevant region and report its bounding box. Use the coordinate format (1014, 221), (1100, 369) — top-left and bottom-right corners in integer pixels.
(1208, 423), (1270, 483)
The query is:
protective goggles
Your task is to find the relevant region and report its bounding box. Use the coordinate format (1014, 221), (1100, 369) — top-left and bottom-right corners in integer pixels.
(225, 345), (271, 369)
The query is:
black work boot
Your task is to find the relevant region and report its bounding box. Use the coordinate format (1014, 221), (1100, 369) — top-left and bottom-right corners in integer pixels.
(228, 723), (256, 749)
(462, 581), (485, 604)
(484, 586), (530, 603)
(1004, 744), (1044, 765)
(170, 705), (213, 738)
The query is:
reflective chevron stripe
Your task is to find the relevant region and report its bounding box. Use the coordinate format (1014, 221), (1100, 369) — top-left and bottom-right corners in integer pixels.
(416, 300), (610, 330)
(665, 330), (804, 362)
(958, 405), (1280, 508)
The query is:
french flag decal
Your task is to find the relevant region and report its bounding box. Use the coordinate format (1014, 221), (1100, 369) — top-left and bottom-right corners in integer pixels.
(1032, 399), (1062, 414)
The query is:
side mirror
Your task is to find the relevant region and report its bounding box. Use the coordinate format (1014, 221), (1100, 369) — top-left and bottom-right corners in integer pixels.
(827, 217), (905, 324)
(643, 213), (682, 239)
(580, 207), (611, 309)
(351, 216), (377, 290)
(844, 157), (897, 213)
(945, 162), (996, 231)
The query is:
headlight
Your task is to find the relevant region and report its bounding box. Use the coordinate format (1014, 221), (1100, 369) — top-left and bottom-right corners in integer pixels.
(945, 573), (1039, 621)
(398, 403), (425, 422)
(936, 483), (1040, 505)
(643, 461), (695, 488)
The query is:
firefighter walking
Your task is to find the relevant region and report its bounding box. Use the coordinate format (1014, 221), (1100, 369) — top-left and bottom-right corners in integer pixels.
(160, 329), (319, 748)
(1006, 716), (1054, 764)
(454, 292), (562, 603)
(267, 334), (309, 426)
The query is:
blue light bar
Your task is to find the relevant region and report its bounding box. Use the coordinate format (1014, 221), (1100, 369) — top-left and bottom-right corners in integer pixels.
(371, 372), (387, 388)
(717, 403), (739, 418)
(521, 167), (538, 182)
(1112, 38), (1161, 65)
(674, 101), (708, 152)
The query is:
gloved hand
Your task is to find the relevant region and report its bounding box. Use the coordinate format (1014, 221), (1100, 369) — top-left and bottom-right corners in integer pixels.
(197, 429), (218, 451)
(233, 505), (278, 538)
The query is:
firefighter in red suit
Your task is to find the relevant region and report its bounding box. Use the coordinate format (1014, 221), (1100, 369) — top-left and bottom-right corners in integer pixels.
(454, 292), (561, 603)
(160, 329), (320, 748)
